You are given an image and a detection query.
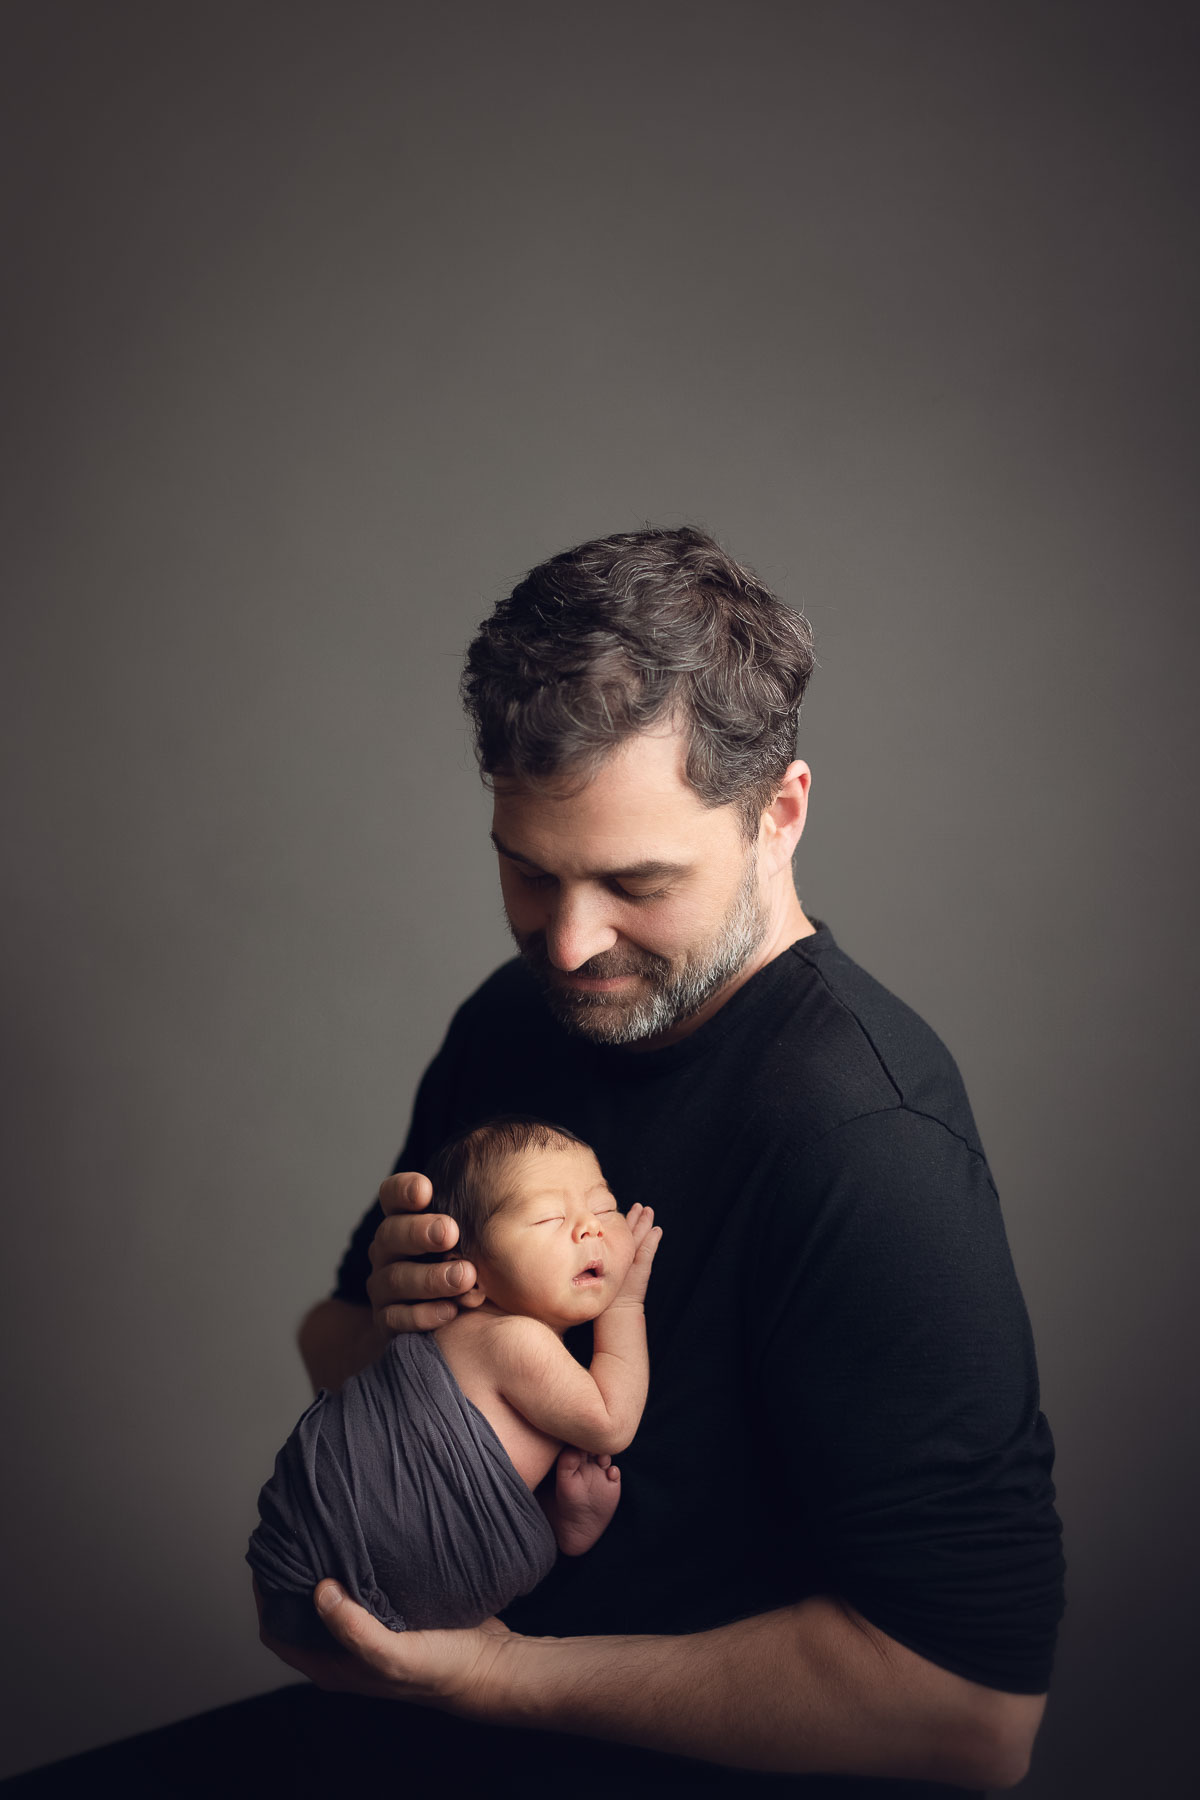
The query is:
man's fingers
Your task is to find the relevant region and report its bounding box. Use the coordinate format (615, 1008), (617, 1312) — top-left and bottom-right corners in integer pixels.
(367, 1175), (480, 1337)
(369, 1209), (460, 1268)
(368, 1255), (478, 1308)
(378, 1171), (435, 1216)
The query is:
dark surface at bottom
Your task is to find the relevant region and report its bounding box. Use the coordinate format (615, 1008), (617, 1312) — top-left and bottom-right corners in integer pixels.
(0, 1684), (983, 1798)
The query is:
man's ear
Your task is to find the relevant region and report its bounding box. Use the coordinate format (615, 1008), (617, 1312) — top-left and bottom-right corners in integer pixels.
(760, 760), (811, 873)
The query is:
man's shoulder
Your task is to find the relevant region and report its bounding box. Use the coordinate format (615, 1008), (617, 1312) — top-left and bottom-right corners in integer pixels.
(786, 929), (959, 1083)
(756, 927), (984, 1155)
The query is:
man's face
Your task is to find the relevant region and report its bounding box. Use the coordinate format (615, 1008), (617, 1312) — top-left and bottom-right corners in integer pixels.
(491, 728), (768, 1046)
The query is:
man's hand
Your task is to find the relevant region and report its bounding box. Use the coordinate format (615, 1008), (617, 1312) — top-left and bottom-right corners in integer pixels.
(254, 1576), (514, 1714)
(367, 1171), (485, 1334)
(297, 1172), (483, 1389)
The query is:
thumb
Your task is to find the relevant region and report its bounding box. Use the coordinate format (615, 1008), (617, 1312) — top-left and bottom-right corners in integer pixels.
(314, 1582), (384, 1657)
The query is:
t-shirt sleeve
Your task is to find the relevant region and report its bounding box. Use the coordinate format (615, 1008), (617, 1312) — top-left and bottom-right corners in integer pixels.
(330, 1040), (459, 1305)
(757, 1106), (1065, 1694)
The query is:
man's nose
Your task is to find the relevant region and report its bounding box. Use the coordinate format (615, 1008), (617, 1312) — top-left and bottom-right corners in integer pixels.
(544, 889), (618, 971)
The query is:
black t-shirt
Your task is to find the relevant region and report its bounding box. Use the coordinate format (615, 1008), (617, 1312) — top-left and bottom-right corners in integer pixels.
(334, 924), (1064, 1728)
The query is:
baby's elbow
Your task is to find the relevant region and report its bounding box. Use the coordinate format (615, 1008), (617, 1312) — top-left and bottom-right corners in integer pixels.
(581, 1432), (628, 1457)
(576, 1418), (635, 1457)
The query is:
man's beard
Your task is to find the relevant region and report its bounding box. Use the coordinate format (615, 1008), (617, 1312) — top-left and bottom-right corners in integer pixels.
(510, 856), (769, 1046)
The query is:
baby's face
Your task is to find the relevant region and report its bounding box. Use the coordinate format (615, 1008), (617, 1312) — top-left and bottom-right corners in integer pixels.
(473, 1141), (635, 1330)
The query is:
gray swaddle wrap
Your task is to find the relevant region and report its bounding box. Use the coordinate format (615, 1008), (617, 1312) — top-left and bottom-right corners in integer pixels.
(248, 1331), (557, 1647)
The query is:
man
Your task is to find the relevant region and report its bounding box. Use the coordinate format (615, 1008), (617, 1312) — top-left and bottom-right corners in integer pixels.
(263, 526), (1064, 1795)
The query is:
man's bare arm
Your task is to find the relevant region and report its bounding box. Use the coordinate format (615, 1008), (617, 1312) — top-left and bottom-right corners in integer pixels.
(284, 1582), (1044, 1791)
(297, 1298), (390, 1393)
(484, 1596), (1045, 1790)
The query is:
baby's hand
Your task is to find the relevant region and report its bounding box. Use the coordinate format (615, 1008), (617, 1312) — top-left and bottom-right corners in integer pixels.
(613, 1204), (662, 1307)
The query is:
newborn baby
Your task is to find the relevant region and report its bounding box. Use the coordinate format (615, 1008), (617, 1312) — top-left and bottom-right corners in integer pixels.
(248, 1117), (661, 1647)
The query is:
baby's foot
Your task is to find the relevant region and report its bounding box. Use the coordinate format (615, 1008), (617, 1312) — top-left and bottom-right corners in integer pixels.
(552, 1448), (621, 1555)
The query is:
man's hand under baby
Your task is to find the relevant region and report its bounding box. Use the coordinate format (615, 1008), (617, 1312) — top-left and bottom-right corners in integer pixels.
(254, 1574), (515, 1714)
(367, 1170), (484, 1334)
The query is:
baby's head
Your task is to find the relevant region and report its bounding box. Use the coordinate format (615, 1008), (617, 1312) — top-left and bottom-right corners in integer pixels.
(427, 1116), (635, 1330)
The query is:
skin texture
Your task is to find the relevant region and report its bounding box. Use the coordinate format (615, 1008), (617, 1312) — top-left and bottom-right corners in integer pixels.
(280, 726), (1048, 1783)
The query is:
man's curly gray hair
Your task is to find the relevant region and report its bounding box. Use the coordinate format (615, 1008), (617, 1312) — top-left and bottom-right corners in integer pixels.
(461, 525), (815, 836)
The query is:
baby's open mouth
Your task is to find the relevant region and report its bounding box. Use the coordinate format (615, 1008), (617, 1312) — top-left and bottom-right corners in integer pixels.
(572, 1259), (604, 1285)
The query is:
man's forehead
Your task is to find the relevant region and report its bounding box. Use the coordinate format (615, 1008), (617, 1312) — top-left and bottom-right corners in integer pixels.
(489, 728), (736, 863)
(491, 726), (691, 802)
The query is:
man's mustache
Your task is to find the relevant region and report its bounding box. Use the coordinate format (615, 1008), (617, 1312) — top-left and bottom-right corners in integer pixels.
(516, 932), (670, 983)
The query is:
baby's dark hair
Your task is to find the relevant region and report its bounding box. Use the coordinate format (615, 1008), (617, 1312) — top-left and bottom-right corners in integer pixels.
(426, 1115), (589, 1257)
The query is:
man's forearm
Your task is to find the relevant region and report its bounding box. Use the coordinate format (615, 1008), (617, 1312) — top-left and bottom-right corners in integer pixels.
(297, 1297), (389, 1393)
(488, 1596), (1044, 1790)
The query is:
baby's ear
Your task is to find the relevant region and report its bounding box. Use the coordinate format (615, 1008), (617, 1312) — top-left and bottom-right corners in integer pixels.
(462, 1263), (489, 1300)
(456, 1277), (488, 1313)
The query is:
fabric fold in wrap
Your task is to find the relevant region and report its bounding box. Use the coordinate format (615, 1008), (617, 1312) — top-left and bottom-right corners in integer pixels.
(248, 1331), (557, 1647)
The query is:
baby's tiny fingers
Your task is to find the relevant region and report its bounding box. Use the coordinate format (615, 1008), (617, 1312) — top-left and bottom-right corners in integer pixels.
(637, 1225), (663, 1260)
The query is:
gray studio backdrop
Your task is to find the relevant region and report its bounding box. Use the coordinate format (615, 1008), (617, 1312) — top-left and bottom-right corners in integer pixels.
(3, 3), (1196, 1793)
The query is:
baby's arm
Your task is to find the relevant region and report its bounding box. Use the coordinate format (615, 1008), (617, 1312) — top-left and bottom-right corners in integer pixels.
(494, 1208), (661, 1455)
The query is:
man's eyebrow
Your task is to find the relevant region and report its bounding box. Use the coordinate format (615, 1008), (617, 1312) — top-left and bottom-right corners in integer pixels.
(489, 831), (543, 869)
(489, 831), (689, 882)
